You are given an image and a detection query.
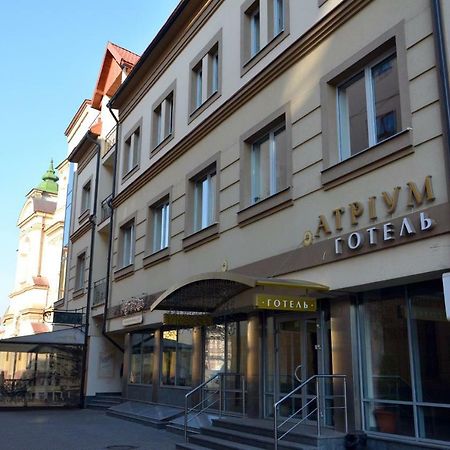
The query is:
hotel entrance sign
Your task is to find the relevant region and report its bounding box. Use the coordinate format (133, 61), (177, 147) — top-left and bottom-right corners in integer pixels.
(255, 294), (317, 311)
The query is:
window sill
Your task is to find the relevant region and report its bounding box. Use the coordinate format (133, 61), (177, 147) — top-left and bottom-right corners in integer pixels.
(182, 222), (219, 252)
(121, 164), (139, 184)
(72, 288), (85, 299)
(321, 128), (413, 189)
(53, 298), (65, 309)
(241, 29), (289, 77)
(78, 209), (90, 224)
(151, 133), (174, 157)
(238, 187), (293, 227)
(143, 247), (170, 269)
(188, 91), (221, 124)
(113, 263), (135, 281)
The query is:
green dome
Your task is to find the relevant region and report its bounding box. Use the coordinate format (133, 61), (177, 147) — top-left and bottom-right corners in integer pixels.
(37, 160), (59, 194)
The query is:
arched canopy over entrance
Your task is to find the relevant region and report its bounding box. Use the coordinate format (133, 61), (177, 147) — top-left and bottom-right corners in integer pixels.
(151, 271), (329, 313)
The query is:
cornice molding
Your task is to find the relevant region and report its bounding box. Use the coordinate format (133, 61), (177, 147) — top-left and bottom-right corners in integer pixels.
(70, 220), (92, 243)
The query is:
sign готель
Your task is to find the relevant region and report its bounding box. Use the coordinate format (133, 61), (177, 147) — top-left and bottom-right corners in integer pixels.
(255, 294), (317, 311)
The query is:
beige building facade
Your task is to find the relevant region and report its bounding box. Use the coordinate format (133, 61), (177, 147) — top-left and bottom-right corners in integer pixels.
(60, 0), (450, 448)
(57, 43), (140, 399)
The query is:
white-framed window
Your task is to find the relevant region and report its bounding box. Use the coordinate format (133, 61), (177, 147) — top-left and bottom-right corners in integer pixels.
(193, 168), (216, 232)
(338, 52), (400, 161)
(81, 180), (91, 213)
(272, 0), (284, 37)
(75, 252), (86, 291)
(153, 91), (174, 149)
(250, 123), (286, 204)
(193, 63), (203, 110)
(209, 46), (219, 95)
(249, 6), (260, 57)
(123, 127), (140, 175)
(190, 37), (221, 115)
(120, 221), (135, 268)
(152, 200), (170, 253)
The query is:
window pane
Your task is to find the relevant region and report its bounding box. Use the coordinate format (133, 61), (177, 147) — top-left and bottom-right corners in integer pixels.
(419, 406), (450, 441)
(132, 129), (139, 168)
(361, 289), (412, 402)
(226, 321), (247, 376)
(164, 96), (173, 137)
(372, 54), (400, 143)
(141, 333), (154, 384)
(155, 106), (163, 145)
(339, 72), (368, 158)
(364, 401), (415, 437)
(251, 136), (270, 202)
(273, 0), (284, 36)
(153, 202), (169, 252)
(273, 126), (286, 193)
(130, 333), (142, 384)
(161, 330), (177, 385)
(411, 290), (450, 404)
(208, 173), (216, 226)
(122, 224), (134, 266)
(177, 329), (193, 386)
(201, 177), (209, 229)
(195, 67), (203, 108)
(205, 325), (225, 381)
(211, 51), (219, 94)
(194, 179), (203, 231)
(250, 10), (260, 56)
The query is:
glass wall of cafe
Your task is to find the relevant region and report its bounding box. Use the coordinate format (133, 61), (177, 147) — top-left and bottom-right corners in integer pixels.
(0, 343), (82, 407)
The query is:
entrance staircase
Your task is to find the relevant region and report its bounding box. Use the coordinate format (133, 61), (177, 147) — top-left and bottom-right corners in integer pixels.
(176, 417), (346, 450)
(86, 392), (122, 410)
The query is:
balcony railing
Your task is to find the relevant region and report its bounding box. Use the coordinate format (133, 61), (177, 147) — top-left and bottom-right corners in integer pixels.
(99, 195), (112, 223)
(93, 278), (107, 307)
(102, 126), (117, 157)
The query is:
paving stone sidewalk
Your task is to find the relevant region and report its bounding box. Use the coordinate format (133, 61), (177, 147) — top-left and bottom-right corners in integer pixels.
(0, 408), (183, 450)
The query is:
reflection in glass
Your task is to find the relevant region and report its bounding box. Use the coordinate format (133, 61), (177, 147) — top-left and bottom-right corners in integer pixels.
(129, 332), (154, 385)
(205, 325), (225, 381)
(338, 72), (369, 157)
(365, 402), (414, 436)
(161, 329), (193, 387)
(372, 54), (400, 142)
(0, 346), (82, 407)
(362, 290), (411, 402)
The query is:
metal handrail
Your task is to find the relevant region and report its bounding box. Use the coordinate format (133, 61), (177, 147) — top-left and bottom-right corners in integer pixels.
(184, 372), (245, 442)
(274, 374), (348, 450)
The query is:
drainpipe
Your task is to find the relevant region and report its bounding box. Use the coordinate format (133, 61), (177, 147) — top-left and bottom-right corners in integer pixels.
(79, 132), (101, 408)
(102, 103), (124, 353)
(431, 0), (450, 197)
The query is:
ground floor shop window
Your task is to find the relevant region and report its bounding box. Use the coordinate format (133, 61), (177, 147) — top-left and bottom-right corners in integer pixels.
(129, 332), (154, 385)
(359, 280), (450, 443)
(161, 329), (193, 387)
(204, 320), (248, 413)
(204, 321), (248, 379)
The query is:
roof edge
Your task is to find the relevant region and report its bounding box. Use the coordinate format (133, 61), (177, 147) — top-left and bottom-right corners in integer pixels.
(109, 0), (193, 110)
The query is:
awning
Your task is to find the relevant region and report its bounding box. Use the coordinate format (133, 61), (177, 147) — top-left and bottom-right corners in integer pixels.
(151, 272), (329, 313)
(0, 328), (85, 353)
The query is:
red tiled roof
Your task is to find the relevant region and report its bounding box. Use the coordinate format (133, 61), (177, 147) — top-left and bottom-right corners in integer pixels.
(108, 42), (140, 67)
(92, 42), (140, 110)
(31, 323), (50, 334)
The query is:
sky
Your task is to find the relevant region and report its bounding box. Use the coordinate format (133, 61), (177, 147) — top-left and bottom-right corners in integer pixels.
(0, 0), (180, 314)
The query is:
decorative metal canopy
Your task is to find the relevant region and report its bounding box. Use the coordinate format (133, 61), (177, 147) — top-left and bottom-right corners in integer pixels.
(150, 272), (329, 313)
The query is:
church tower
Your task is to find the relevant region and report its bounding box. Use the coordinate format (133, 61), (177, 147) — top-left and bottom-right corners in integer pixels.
(1, 160), (69, 338)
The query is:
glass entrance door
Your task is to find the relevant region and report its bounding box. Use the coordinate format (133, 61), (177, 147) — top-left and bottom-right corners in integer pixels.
(264, 314), (322, 418)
